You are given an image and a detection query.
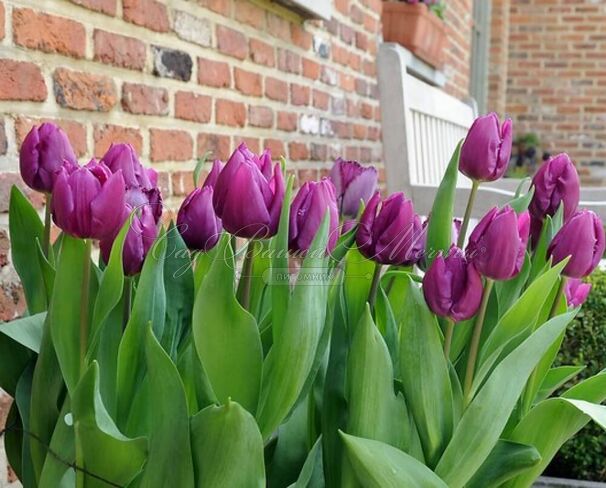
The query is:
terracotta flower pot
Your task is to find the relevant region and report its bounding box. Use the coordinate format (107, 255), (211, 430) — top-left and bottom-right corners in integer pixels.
(382, 2), (447, 69)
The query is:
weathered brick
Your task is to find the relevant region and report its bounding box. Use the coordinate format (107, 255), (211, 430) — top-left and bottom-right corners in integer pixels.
(265, 139), (285, 158)
(249, 39), (275, 67)
(94, 124), (142, 157)
(310, 143), (328, 161)
(175, 91), (212, 123)
(53, 68), (117, 112)
(15, 117), (87, 156)
(216, 99), (246, 127)
(198, 57), (231, 88)
(173, 10), (211, 47)
(94, 30), (146, 71)
(240, 137), (260, 153)
(152, 46), (193, 82)
(0, 2), (5, 40)
(277, 111), (297, 132)
(289, 142), (309, 161)
(150, 129), (193, 162)
(234, 68), (262, 97)
(234, 0), (265, 29)
(290, 84), (310, 106)
(197, 0), (231, 16)
(197, 133), (231, 161)
(291, 23), (312, 50)
(70, 0), (116, 16)
(267, 12), (290, 42)
(313, 90), (330, 110)
(249, 106), (273, 128)
(123, 0), (169, 32)
(297, 168), (319, 183)
(0, 119), (7, 155)
(277, 49), (301, 74)
(0, 60), (47, 101)
(171, 171), (196, 197)
(217, 25), (248, 60)
(265, 77), (288, 102)
(302, 58), (321, 80)
(13, 8), (86, 59)
(122, 83), (168, 116)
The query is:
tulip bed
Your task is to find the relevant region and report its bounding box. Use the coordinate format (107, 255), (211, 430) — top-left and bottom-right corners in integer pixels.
(1, 114), (606, 488)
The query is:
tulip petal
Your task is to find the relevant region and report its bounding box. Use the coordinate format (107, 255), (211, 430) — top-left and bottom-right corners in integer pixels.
(90, 170), (126, 240)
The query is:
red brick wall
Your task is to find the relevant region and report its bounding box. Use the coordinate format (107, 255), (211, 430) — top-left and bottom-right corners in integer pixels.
(488, 0), (510, 116)
(443, 0), (473, 100)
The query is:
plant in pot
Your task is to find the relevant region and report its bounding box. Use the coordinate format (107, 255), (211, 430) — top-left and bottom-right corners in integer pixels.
(382, 0), (448, 68)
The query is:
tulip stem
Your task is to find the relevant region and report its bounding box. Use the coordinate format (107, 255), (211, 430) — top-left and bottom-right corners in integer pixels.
(80, 239), (92, 372)
(240, 240), (256, 311)
(43, 193), (52, 257)
(463, 278), (494, 404)
(548, 277), (567, 319)
(368, 263), (382, 309)
(443, 319), (455, 359)
(457, 180), (480, 249)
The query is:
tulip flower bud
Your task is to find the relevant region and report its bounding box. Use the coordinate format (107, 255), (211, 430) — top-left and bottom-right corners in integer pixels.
(466, 206), (530, 280)
(329, 158), (378, 218)
(548, 210), (605, 278)
(204, 159), (223, 188)
(289, 178), (339, 254)
(356, 192), (423, 265)
(423, 247), (483, 321)
(52, 160), (126, 240)
(19, 123), (78, 193)
(460, 113), (513, 182)
(100, 205), (158, 276)
(341, 219), (357, 235)
(177, 187), (222, 252)
(213, 143), (284, 239)
(565, 278), (591, 308)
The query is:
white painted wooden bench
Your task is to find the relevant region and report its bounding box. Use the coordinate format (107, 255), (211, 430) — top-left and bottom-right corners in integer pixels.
(377, 42), (606, 220)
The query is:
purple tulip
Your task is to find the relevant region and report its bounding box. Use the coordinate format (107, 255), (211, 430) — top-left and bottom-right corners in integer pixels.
(341, 219), (357, 235)
(289, 178), (339, 254)
(52, 160), (126, 240)
(460, 113), (513, 182)
(423, 247), (483, 322)
(329, 158), (378, 218)
(564, 278), (592, 308)
(213, 143), (284, 239)
(529, 153), (580, 244)
(177, 187), (222, 252)
(548, 210), (605, 278)
(466, 206), (530, 280)
(100, 205), (158, 276)
(19, 123), (78, 193)
(204, 159), (223, 188)
(356, 192), (423, 265)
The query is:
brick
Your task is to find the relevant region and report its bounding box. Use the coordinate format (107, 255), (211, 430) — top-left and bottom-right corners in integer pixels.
(216, 99), (246, 127)
(173, 10), (211, 47)
(15, 117), (87, 157)
(53, 68), (117, 112)
(277, 49), (301, 74)
(289, 142), (309, 161)
(171, 171), (195, 197)
(0, 60), (47, 101)
(291, 84), (310, 106)
(94, 124), (142, 157)
(265, 139), (285, 158)
(175, 91), (212, 123)
(13, 8), (86, 59)
(313, 90), (330, 110)
(267, 13), (290, 42)
(197, 133), (231, 161)
(335, 0), (349, 15)
(234, 68), (262, 97)
(152, 46), (193, 82)
(302, 58), (321, 80)
(265, 77), (288, 102)
(94, 30), (146, 71)
(249, 39), (275, 67)
(198, 57), (231, 88)
(122, 83), (168, 116)
(0, 173), (45, 214)
(240, 137), (260, 153)
(217, 25), (248, 60)
(123, 0), (169, 32)
(310, 143), (327, 161)
(150, 129), (193, 162)
(0, 2), (5, 40)
(277, 111), (297, 132)
(298, 168), (319, 183)
(249, 106), (273, 128)
(70, 0), (116, 15)
(291, 23), (312, 50)
(0, 119), (6, 155)
(197, 0), (231, 16)
(234, 0), (265, 29)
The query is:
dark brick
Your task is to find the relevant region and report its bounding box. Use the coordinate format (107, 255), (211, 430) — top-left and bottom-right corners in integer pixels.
(151, 45), (193, 82)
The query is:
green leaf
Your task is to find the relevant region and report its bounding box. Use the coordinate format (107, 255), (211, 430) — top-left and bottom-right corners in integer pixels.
(434, 311), (576, 488)
(288, 437), (323, 488)
(466, 440), (541, 488)
(495, 253), (531, 318)
(192, 234), (262, 413)
(38, 400), (75, 487)
(528, 205), (563, 284)
(0, 312), (44, 353)
(426, 140), (461, 265)
(340, 432), (449, 488)
(193, 150), (212, 187)
(177, 337), (216, 415)
(507, 187), (535, 214)
(257, 213), (330, 439)
(343, 247), (375, 331)
(535, 365), (585, 404)
(8, 363), (35, 486)
(72, 362), (147, 488)
(9, 185), (47, 313)
(399, 277), (454, 467)
(191, 401), (265, 487)
(328, 223), (357, 268)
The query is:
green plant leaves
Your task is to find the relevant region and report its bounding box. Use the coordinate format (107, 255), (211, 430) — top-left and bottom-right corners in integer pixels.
(192, 234), (262, 413)
(190, 401), (265, 487)
(0, 312), (45, 354)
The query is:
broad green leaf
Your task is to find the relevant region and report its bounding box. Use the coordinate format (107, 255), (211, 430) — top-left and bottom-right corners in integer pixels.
(434, 311), (575, 488)
(9, 185), (47, 313)
(426, 140), (461, 265)
(193, 234), (262, 413)
(507, 187), (535, 214)
(177, 338), (216, 415)
(256, 214), (331, 439)
(328, 223), (357, 268)
(343, 247), (375, 331)
(192, 244), (218, 293)
(340, 432), (448, 488)
(72, 362), (147, 488)
(399, 277), (453, 467)
(375, 287), (399, 370)
(288, 437), (323, 488)
(241, 238), (272, 321)
(138, 325), (194, 487)
(191, 401), (265, 487)
(0, 321), (36, 395)
(495, 253), (531, 318)
(38, 401), (75, 488)
(535, 365), (585, 403)
(36, 238), (55, 304)
(466, 440), (541, 488)
(528, 205), (563, 284)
